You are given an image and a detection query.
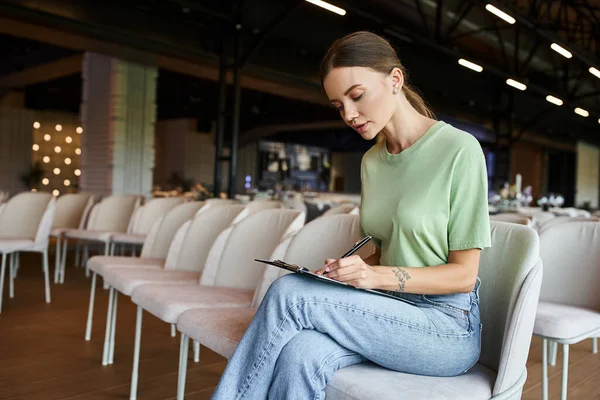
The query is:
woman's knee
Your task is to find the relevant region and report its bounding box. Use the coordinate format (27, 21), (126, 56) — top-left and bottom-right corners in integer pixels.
(265, 273), (307, 301)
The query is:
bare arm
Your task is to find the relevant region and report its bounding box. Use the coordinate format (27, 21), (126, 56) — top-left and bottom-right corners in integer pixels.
(324, 248), (480, 294)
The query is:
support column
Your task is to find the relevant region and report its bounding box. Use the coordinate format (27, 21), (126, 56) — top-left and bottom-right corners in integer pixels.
(81, 53), (157, 197)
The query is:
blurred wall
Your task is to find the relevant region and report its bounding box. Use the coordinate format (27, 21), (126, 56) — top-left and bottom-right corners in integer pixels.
(330, 152), (363, 194)
(510, 140), (543, 200)
(576, 141), (599, 209)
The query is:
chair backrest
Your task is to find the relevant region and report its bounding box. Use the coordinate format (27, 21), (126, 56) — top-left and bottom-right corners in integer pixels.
(476, 222), (542, 396)
(0, 192), (54, 239)
(52, 193), (94, 230)
(205, 198), (238, 206)
(322, 203), (359, 216)
(84, 195), (141, 232)
(537, 216), (599, 233)
(164, 205), (246, 271)
(140, 201), (205, 259)
(129, 197), (183, 235)
(199, 209), (305, 289)
(245, 200), (283, 214)
(538, 221), (600, 310)
(33, 197), (57, 249)
(530, 212), (555, 230)
(489, 213), (532, 227)
(253, 214), (375, 306)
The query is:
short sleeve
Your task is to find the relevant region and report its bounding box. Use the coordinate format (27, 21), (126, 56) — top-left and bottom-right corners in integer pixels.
(448, 150), (491, 251)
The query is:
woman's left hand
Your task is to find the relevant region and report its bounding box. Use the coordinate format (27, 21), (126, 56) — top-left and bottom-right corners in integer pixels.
(322, 255), (378, 289)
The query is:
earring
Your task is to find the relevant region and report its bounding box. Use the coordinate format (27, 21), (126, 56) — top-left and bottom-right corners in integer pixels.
(392, 86), (399, 95)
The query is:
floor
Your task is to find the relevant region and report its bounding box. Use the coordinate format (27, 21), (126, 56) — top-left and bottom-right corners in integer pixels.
(1, 253), (599, 399)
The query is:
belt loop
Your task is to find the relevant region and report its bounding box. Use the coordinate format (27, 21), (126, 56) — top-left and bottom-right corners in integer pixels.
(474, 277), (481, 304)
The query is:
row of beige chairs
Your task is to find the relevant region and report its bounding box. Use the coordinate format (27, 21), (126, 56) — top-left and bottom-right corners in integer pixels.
(0, 191), (300, 312)
(490, 212), (599, 232)
(85, 199), (544, 400)
(84, 200), (356, 365)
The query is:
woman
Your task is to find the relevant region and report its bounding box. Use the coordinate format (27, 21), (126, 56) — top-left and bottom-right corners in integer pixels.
(212, 31), (491, 399)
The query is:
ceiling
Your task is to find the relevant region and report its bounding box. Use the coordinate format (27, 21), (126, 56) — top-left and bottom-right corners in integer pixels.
(0, 0), (598, 147)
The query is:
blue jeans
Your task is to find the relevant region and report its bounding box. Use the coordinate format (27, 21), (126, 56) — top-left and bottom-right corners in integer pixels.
(212, 274), (482, 400)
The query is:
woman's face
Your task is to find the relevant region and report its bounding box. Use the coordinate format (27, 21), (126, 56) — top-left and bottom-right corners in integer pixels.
(323, 66), (398, 140)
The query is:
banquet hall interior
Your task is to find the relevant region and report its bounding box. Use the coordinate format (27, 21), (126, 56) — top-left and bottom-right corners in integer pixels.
(0, 0), (599, 399)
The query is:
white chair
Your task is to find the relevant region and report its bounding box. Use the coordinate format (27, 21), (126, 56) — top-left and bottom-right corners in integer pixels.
(177, 221), (542, 400)
(535, 221), (600, 400)
(83, 201), (205, 342)
(99, 205), (247, 367)
(489, 213), (533, 227)
(62, 195), (142, 277)
(537, 216), (599, 234)
(50, 193), (95, 284)
(322, 203), (359, 216)
(0, 192), (56, 312)
(128, 209), (305, 400)
(174, 213), (372, 399)
(110, 197), (183, 251)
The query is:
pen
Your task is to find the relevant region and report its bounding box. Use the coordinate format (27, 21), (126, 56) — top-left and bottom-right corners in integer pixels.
(324, 235), (372, 274)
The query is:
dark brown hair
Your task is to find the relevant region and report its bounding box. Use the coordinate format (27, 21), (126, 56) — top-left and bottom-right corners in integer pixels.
(320, 31), (435, 119)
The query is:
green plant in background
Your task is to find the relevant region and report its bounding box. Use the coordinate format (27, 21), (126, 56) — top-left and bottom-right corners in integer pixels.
(20, 161), (44, 189)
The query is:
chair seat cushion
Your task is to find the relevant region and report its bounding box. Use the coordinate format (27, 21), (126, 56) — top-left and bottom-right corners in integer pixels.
(177, 307), (256, 359)
(87, 256), (164, 276)
(102, 268), (200, 296)
(0, 239), (35, 253)
(65, 229), (115, 242)
(111, 233), (146, 245)
(534, 301), (600, 340)
(131, 284), (254, 324)
(325, 362), (496, 400)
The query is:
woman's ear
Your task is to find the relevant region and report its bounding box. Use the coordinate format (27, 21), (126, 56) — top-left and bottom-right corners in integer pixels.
(390, 67), (404, 92)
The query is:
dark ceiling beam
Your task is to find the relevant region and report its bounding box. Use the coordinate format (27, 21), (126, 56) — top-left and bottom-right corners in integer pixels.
(167, 0), (232, 21)
(0, 54), (83, 88)
(483, 0), (600, 71)
(0, 14), (328, 106)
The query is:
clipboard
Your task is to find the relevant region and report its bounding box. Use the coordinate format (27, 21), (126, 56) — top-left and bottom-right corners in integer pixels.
(254, 258), (414, 304)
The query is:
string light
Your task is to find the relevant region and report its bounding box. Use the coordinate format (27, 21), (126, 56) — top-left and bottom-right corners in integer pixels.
(55, 124), (63, 132)
(32, 144), (40, 151)
(64, 158), (72, 165)
(74, 169), (81, 176)
(33, 122), (41, 129)
(65, 136), (72, 144)
(53, 168), (61, 175)
(54, 146), (62, 153)
(44, 134), (51, 141)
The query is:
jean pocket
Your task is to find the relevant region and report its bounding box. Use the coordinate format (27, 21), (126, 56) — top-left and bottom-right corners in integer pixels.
(422, 294), (472, 331)
(421, 294), (471, 314)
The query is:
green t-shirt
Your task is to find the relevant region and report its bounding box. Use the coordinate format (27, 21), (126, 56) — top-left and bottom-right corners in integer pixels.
(360, 121), (491, 268)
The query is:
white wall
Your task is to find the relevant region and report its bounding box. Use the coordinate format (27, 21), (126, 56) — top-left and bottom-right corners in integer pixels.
(31, 110), (81, 196)
(576, 141), (599, 208)
(0, 107), (34, 194)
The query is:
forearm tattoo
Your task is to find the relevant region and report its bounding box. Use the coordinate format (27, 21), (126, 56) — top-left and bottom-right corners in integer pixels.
(392, 267), (411, 292)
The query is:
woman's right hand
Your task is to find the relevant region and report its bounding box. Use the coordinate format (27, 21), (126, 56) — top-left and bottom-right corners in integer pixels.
(314, 258), (337, 275)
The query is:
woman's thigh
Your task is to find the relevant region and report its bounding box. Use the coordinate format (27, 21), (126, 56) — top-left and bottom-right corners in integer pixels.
(264, 273), (480, 376)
